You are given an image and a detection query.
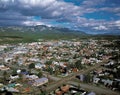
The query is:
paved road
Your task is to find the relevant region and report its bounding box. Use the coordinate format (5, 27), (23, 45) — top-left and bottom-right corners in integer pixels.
(43, 72), (61, 81)
(68, 81), (119, 95)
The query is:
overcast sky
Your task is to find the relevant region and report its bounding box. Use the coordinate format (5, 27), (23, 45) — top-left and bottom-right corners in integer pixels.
(0, 0), (120, 34)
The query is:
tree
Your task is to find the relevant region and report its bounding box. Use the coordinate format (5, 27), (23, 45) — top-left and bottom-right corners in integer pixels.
(45, 60), (52, 65)
(5, 91), (13, 95)
(29, 63), (35, 72)
(75, 60), (82, 70)
(3, 71), (7, 80)
(21, 69), (27, 72)
(18, 73), (24, 82)
(37, 71), (43, 78)
(73, 54), (78, 59)
(84, 74), (91, 83)
(39, 91), (46, 95)
(29, 63), (35, 70)
(3, 71), (8, 84)
(68, 63), (75, 69)
(47, 66), (53, 75)
(12, 69), (17, 75)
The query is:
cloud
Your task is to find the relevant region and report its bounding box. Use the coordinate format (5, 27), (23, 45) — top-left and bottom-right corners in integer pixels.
(0, 11), (31, 20)
(114, 20), (120, 29)
(22, 20), (52, 27)
(93, 25), (108, 30)
(0, 0), (80, 18)
(100, 7), (120, 13)
(72, 17), (120, 33)
(0, 19), (23, 26)
(0, 0), (120, 34)
(82, 0), (105, 7)
(22, 20), (43, 26)
(0, 0), (97, 20)
(0, 0), (97, 26)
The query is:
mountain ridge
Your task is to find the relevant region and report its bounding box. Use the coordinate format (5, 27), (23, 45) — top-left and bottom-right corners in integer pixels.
(0, 25), (86, 35)
(0, 25), (90, 44)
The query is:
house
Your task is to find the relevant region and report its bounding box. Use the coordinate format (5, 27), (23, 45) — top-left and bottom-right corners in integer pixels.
(4, 57), (13, 63)
(0, 45), (7, 51)
(7, 87), (19, 92)
(20, 71), (29, 75)
(0, 57), (3, 62)
(0, 83), (4, 87)
(28, 58), (40, 62)
(26, 74), (38, 80)
(72, 68), (78, 72)
(93, 77), (100, 84)
(102, 79), (113, 87)
(17, 69), (21, 74)
(87, 92), (96, 95)
(35, 63), (46, 69)
(55, 90), (63, 95)
(76, 74), (85, 82)
(10, 74), (19, 80)
(32, 77), (48, 86)
(61, 85), (70, 93)
(0, 65), (10, 71)
(52, 62), (67, 68)
(17, 58), (24, 65)
(7, 83), (22, 88)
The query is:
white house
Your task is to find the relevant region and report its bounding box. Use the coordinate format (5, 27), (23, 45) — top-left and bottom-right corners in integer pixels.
(10, 74), (19, 80)
(4, 57), (13, 63)
(35, 63), (46, 69)
(26, 74), (38, 80)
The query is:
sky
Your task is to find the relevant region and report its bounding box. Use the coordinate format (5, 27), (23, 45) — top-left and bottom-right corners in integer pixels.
(0, 0), (120, 34)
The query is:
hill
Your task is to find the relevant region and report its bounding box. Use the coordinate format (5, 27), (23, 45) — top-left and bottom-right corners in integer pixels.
(0, 25), (88, 44)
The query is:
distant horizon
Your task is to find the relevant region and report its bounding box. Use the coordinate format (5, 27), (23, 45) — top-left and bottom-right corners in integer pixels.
(1, 25), (120, 35)
(0, 0), (120, 34)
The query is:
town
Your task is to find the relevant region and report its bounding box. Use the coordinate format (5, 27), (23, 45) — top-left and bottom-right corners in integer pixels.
(0, 39), (120, 95)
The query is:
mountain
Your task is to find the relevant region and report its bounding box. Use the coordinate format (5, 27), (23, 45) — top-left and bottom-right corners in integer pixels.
(103, 31), (120, 35)
(0, 25), (88, 44)
(0, 25), (119, 44)
(0, 25), (86, 34)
